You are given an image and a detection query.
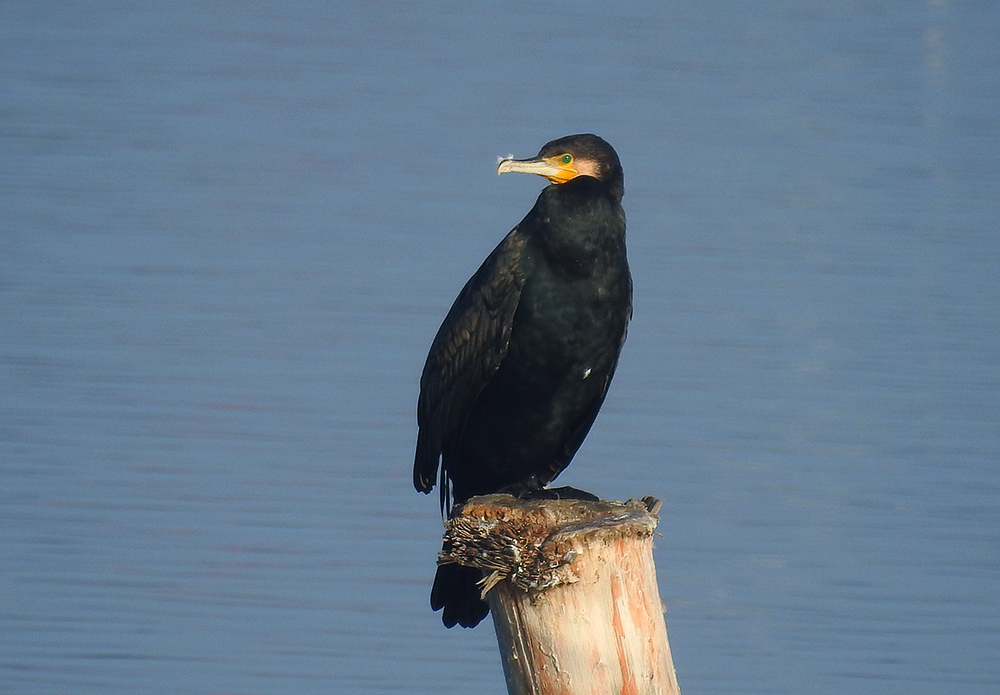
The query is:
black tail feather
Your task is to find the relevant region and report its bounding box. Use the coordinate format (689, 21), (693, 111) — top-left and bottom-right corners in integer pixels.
(430, 563), (490, 628)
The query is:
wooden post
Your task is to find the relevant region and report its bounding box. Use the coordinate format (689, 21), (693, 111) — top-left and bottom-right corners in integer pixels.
(439, 494), (680, 695)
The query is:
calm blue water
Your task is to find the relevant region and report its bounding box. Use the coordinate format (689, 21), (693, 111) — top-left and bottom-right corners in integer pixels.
(2, 2), (998, 693)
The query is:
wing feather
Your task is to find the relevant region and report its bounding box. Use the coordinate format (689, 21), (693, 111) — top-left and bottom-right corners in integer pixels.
(413, 229), (527, 510)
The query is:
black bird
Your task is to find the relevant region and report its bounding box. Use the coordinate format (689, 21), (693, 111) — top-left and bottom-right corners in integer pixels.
(414, 134), (632, 628)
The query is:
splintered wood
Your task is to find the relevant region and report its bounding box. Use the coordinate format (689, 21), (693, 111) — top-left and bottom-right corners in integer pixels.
(439, 494), (680, 695)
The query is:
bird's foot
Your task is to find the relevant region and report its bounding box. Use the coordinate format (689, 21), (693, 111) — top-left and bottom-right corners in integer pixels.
(497, 477), (545, 499)
(500, 478), (600, 502)
(529, 485), (600, 502)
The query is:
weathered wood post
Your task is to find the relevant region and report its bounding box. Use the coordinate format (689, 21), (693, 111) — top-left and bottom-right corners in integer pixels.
(439, 494), (680, 695)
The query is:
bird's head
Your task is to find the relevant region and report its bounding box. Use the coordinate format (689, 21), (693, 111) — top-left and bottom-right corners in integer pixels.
(497, 133), (623, 202)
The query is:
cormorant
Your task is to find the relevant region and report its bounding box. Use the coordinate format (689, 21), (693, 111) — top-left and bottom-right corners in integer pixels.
(414, 134), (632, 628)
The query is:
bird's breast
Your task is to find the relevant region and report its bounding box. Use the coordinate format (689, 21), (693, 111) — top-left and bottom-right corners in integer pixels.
(512, 267), (629, 363)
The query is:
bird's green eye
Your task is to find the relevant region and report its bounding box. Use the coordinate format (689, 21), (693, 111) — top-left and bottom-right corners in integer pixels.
(561, 154), (573, 164)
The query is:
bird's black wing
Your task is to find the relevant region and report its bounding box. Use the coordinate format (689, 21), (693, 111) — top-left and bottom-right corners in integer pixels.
(414, 229), (527, 512)
(546, 298), (632, 485)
